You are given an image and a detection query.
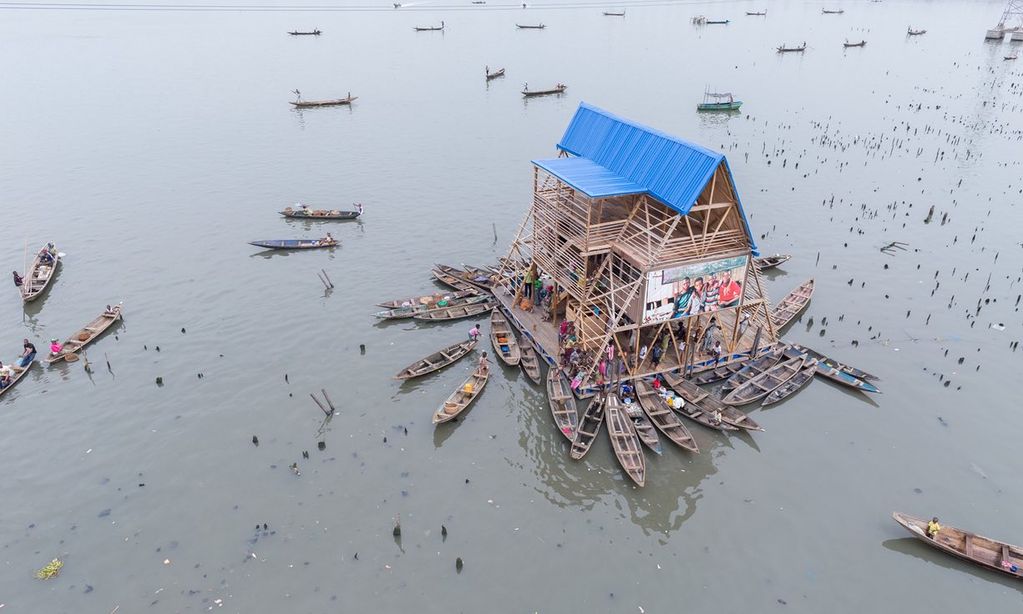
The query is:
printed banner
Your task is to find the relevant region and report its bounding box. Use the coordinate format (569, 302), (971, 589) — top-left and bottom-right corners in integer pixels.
(641, 255), (748, 323)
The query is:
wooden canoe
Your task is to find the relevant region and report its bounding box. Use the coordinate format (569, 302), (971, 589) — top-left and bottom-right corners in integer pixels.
(519, 343), (541, 384)
(377, 289), (478, 309)
(605, 394), (645, 486)
(621, 399), (662, 455)
(412, 299), (495, 321)
(660, 372), (739, 431)
(785, 346), (880, 393)
(436, 264), (493, 291)
(788, 343), (880, 381)
(290, 96), (357, 108)
(762, 359), (818, 406)
(689, 361), (747, 385)
(414, 23), (444, 31)
(431, 268), (479, 293)
(485, 68), (506, 80)
(249, 239), (337, 249)
(634, 380), (698, 453)
(461, 264), (501, 288)
(721, 346), (786, 395)
(21, 248), (61, 303)
(771, 278), (814, 329)
(0, 358), (34, 400)
(288, 29), (321, 35)
(522, 84), (566, 97)
(753, 254), (791, 270)
(516, 23), (546, 29)
(375, 294), (488, 320)
(280, 208), (359, 220)
(395, 339), (476, 379)
(433, 367), (488, 424)
(892, 512), (1023, 579)
(603, 11), (625, 16)
(490, 309), (521, 366)
(570, 394), (605, 460)
(547, 368), (578, 441)
(47, 305), (123, 365)
(721, 354), (805, 406)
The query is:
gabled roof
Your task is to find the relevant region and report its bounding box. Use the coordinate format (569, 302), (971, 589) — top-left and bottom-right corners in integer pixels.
(532, 102), (724, 216)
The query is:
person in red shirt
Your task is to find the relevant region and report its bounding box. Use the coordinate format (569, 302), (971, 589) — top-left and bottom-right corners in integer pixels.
(716, 271), (742, 308)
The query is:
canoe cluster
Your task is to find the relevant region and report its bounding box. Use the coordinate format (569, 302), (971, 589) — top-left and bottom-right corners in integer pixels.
(381, 258), (883, 487)
(3, 243), (123, 400)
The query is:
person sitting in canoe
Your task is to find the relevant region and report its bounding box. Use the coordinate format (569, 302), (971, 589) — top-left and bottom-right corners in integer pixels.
(317, 233), (337, 247)
(926, 517), (941, 539)
(0, 361), (14, 388)
(18, 339), (36, 367)
(49, 338), (64, 358)
(12, 270), (23, 288)
(103, 304), (119, 317)
(39, 245), (55, 264)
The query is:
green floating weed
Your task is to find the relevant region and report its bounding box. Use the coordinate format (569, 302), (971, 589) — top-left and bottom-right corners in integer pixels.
(35, 558), (63, 580)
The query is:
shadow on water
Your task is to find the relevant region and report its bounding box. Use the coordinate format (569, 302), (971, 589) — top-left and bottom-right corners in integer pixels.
(815, 377), (882, 408)
(248, 246), (341, 259)
(882, 538), (1023, 592)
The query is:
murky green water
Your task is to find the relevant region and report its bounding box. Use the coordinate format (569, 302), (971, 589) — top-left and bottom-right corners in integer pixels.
(2, 0), (1023, 611)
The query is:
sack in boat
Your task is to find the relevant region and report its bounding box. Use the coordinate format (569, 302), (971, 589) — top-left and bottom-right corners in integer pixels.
(463, 382), (474, 393)
(77, 332), (90, 342)
(419, 296), (432, 305)
(64, 353), (79, 362)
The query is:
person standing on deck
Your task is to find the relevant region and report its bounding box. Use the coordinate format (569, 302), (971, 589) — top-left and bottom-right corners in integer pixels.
(659, 333), (671, 356)
(738, 311), (751, 336)
(477, 351), (489, 374)
(522, 267), (535, 300)
(18, 339), (36, 367)
(468, 324), (481, 342)
(702, 317), (719, 353)
(711, 341), (723, 365)
(651, 344), (663, 367)
(12, 271), (23, 288)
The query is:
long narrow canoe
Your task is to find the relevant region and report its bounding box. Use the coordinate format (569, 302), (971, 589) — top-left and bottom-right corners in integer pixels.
(570, 395), (605, 460)
(621, 399), (662, 455)
(395, 339), (476, 380)
(249, 239), (337, 250)
(721, 354), (805, 406)
(660, 372), (739, 431)
(0, 358), (34, 400)
(753, 254), (791, 270)
(47, 305), (123, 365)
(892, 512), (1023, 579)
(689, 361), (747, 385)
(762, 359), (818, 406)
(721, 346), (786, 395)
(375, 294), (489, 320)
(519, 343), (541, 384)
(412, 299), (495, 321)
(785, 346), (880, 393)
(485, 67), (505, 81)
(436, 264), (493, 291)
(280, 208), (360, 220)
(547, 368), (578, 441)
(788, 343), (880, 381)
(771, 278), (814, 329)
(490, 309), (521, 366)
(431, 268), (478, 293)
(633, 380), (698, 453)
(433, 368), (488, 424)
(606, 394), (645, 486)
(21, 248), (61, 303)
(290, 96), (357, 108)
(522, 84), (567, 97)
(377, 289), (478, 310)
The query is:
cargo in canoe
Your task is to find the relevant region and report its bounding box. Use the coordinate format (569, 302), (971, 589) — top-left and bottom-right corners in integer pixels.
(249, 238), (338, 250)
(753, 254), (791, 270)
(761, 358), (818, 406)
(660, 372), (740, 431)
(0, 358), (34, 399)
(547, 368), (578, 441)
(721, 354), (805, 406)
(436, 264), (494, 291)
(605, 394), (646, 486)
(633, 380), (698, 452)
(519, 343), (541, 384)
(621, 398), (662, 455)
(395, 339), (476, 380)
(570, 394), (605, 459)
(490, 309), (521, 366)
(892, 512), (1023, 579)
(375, 294), (489, 319)
(280, 207), (360, 220)
(431, 268), (479, 293)
(771, 278), (814, 329)
(47, 304), (123, 365)
(412, 299), (495, 321)
(433, 367), (488, 424)
(377, 289), (478, 309)
(21, 247), (61, 303)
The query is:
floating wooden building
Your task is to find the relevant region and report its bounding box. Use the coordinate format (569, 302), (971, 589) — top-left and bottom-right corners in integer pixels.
(495, 103), (776, 394)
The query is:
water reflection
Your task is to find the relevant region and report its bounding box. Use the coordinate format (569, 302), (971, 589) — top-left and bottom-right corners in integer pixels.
(882, 537), (1023, 591)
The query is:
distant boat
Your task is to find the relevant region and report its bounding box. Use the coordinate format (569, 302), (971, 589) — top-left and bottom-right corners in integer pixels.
(697, 89), (742, 111)
(746, 10), (766, 15)
(777, 42), (807, 52)
(472, 1), (486, 4)
(415, 21), (444, 31)
(1006, 51), (1019, 60)
(516, 23), (546, 29)
(821, 8), (844, 14)
(249, 238), (338, 250)
(288, 29), (321, 36)
(907, 26), (926, 35)
(485, 66), (506, 80)
(603, 10), (625, 16)
(393, 2), (401, 7)
(706, 19), (729, 24)
(844, 39), (867, 47)
(290, 91), (357, 108)
(522, 83), (566, 97)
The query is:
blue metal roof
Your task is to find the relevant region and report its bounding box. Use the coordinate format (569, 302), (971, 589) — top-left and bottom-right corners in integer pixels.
(532, 102), (758, 254)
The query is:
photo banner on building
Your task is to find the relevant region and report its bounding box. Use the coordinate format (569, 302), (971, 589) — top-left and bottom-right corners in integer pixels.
(641, 255), (749, 324)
